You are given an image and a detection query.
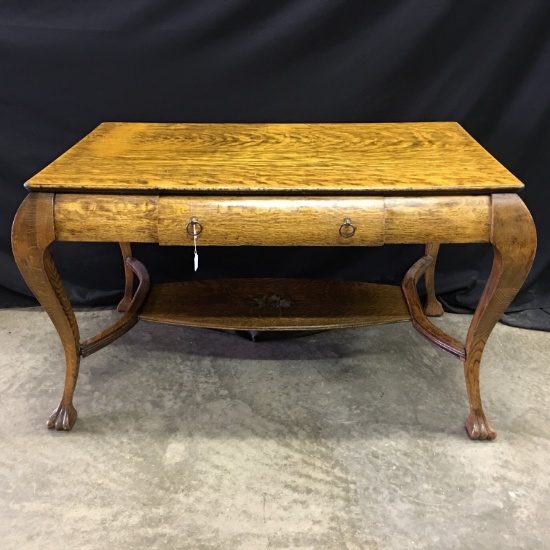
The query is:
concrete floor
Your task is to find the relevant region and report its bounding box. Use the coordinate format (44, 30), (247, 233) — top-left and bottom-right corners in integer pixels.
(0, 307), (549, 549)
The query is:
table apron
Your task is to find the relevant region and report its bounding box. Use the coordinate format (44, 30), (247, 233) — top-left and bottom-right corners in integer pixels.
(54, 194), (158, 242)
(53, 193), (492, 245)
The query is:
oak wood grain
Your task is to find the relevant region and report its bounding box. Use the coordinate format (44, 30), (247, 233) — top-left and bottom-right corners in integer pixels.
(52, 194), (493, 246)
(139, 279), (410, 330)
(402, 255), (465, 359)
(463, 193), (537, 440)
(54, 195), (158, 242)
(81, 257), (150, 357)
(424, 243), (444, 316)
(384, 196), (491, 243)
(11, 193), (80, 430)
(26, 122), (523, 195)
(13, 122), (537, 437)
(158, 197), (384, 246)
(117, 242), (134, 312)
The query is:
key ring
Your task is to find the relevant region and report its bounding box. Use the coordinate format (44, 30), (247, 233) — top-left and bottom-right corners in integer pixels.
(339, 218), (356, 238)
(186, 217), (203, 237)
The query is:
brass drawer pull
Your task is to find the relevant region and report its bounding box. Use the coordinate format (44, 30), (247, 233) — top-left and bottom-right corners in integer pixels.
(339, 218), (356, 238)
(186, 217), (203, 237)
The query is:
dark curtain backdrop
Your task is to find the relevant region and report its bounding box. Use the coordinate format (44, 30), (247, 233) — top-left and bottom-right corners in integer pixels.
(2, 1), (550, 328)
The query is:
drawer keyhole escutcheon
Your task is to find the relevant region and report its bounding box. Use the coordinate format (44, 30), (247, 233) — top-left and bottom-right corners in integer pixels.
(186, 217), (203, 237)
(339, 218), (356, 238)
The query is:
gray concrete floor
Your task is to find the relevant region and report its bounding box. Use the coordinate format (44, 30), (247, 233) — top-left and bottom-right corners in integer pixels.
(0, 307), (549, 549)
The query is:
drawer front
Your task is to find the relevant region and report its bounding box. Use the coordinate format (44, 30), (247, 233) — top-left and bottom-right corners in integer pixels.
(158, 197), (385, 246)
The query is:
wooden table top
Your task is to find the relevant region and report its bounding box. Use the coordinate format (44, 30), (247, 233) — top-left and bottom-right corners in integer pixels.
(26, 122), (522, 195)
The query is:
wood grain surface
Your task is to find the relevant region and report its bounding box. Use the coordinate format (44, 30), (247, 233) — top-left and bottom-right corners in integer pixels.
(139, 279), (410, 330)
(26, 122), (523, 195)
(11, 193), (81, 430)
(424, 243), (444, 316)
(52, 193), (493, 245)
(402, 255), (465, 359)
(14, 122), (537, 437)
(117, 242), (134, 312)
(80, 257), (150, 358)
(384, 196), (491, 243)
(55, 195), (158, 242)
(158, 197), (384, 246)
(462, 193), (537, 440)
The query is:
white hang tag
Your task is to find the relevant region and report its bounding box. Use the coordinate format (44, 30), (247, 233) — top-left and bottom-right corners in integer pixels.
(193, 233), (199, 271)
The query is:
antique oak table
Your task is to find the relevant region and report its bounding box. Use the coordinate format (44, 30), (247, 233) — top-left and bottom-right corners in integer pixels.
(12, 122), (536, 439)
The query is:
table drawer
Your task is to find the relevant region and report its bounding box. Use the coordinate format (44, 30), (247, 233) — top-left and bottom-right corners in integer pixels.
(158, 197), (385, 246)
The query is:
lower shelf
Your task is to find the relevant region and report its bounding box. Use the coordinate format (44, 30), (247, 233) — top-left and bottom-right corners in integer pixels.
(139, 278), (410, 331)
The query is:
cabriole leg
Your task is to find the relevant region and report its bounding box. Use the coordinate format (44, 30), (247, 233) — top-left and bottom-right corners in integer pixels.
(118, 242), (134, 312)
(424, 243), (444, 316)
(464, 194), (536, 440)
(12, 193), (80, 430)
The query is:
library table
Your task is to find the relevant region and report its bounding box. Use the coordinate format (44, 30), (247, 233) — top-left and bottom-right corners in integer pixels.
(12, 122), (536, 439)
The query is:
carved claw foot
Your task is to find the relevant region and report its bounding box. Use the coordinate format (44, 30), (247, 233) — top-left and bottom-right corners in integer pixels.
(47, 402), (78, 431)
(465, 409), (496, 440)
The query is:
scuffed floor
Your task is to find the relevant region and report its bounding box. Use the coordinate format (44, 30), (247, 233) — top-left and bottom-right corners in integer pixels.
(0, 308), (549, 549)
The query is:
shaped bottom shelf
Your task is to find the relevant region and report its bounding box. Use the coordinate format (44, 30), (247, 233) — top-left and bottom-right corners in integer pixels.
(139, 278), (410, 331)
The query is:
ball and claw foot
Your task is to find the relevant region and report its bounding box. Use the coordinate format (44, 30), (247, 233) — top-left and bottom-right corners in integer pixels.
(465, 409), (496, 440)
(47, 402), (78, 431)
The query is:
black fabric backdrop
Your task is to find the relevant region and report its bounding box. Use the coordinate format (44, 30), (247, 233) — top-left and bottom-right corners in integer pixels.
(2, 1), (550, 329)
